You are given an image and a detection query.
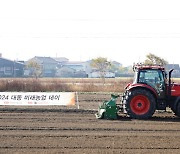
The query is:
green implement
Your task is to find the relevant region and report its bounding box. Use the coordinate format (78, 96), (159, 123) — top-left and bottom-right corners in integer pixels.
(95, 94), (119, 120)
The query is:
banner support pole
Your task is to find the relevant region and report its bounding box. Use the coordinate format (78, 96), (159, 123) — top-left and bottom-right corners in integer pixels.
(76, 92), (80, 109)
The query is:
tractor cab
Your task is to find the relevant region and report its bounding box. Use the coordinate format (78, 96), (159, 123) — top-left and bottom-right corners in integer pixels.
(133, 65), (167, 98)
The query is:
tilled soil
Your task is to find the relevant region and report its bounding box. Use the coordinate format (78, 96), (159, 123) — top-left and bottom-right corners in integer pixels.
(0, 93), (180, 154)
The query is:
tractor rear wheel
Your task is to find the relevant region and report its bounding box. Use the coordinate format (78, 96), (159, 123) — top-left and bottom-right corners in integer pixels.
(174, 102), (180, 117)
(124, 89), (156, 119)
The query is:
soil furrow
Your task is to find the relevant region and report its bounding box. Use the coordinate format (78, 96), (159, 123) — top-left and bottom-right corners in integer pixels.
(0, 126), (180, 132)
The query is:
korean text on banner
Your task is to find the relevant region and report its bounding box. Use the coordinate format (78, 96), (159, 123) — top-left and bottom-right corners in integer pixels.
(0, 92), (75, 106)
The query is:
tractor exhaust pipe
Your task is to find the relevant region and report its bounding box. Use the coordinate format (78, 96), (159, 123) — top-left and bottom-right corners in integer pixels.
(168, 69), (174, 99)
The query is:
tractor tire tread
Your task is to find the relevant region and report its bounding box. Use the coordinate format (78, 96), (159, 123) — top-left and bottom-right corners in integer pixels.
(124, 88), (156, 119)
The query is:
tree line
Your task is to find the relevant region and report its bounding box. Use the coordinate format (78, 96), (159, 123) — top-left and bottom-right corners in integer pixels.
(90, 53), (168, 79)
(27, 53), (168, 79)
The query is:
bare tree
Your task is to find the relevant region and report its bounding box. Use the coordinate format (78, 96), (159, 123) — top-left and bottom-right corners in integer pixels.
(26, 60), (42, 78)
(91, 57), (111, 82)
(144, 53), (168, 66)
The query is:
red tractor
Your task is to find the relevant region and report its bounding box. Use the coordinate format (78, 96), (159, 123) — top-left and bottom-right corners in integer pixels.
(122, 64), (180, 119)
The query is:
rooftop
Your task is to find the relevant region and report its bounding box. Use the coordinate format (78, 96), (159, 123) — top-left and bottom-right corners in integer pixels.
(133, 64), (165, 71)
(34, 56), (57, 64)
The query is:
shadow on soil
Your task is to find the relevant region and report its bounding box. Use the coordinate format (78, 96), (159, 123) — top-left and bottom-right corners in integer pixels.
(117, 114), (180, 122)
(148, 115), (180, 122)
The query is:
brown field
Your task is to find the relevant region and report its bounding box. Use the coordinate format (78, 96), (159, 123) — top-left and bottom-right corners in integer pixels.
(1, 77), (180, 93)
(0, 78), (133, 93)
(0, 77), (179, 93)
(0, 93), (180, 154)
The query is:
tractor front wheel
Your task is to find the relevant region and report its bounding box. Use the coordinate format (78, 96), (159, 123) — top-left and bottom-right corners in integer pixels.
(124, 89), (156, 119)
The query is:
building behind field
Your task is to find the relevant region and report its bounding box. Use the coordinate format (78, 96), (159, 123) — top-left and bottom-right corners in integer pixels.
(0, 54), (25, 77)
(1, 54), (180, 78)
(25, 56), (57, 77)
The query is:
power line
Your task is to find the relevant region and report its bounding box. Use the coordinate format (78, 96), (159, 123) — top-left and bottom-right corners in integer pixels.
(1, 35), (180, 39)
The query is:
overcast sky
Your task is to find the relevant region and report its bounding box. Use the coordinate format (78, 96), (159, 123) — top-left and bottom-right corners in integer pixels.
(0, 0), (180, 66)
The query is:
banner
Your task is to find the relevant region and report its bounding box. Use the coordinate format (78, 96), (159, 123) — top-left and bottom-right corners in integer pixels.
(0, 92), (75, 106)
